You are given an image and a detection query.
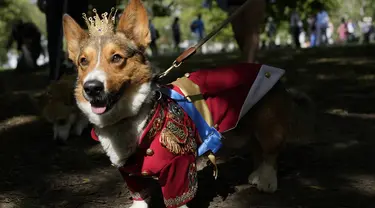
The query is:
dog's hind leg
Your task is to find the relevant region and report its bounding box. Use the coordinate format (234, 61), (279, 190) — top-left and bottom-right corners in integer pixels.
(248, 128), (284, 193)
(129, 200), (149, 208)
(246, 85), (289, 193)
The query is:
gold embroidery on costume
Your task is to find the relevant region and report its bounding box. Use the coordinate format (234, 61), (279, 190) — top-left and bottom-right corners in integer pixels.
(160, 101), (197, 155)
(163, 163), (198, 207)
(188, 163), (197, 189)
(146, 103), (165, 140)
(168, 101), (184, 121)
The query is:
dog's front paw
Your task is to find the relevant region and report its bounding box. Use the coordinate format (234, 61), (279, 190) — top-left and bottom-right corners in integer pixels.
(248, 163), (277, 193)
(129, 200), (148, 208)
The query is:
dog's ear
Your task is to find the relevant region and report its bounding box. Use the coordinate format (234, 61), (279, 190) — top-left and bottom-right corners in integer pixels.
(117, 0), (151, 50)
(63, 14), (87, 62)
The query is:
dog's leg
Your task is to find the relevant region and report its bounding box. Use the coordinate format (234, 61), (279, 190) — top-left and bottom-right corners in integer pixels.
(248, 120), (285, 193)
(53, 122), (73, 142)
(129, 200), (149, 208)
(73, 115), (89, 136)
(246, 83), (290, 193)
(129, 197), (188, 207)
(248, 144), (279, 193)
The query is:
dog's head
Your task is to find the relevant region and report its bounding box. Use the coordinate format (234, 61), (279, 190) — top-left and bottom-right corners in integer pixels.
(36, 74), (78, 141)
(63, 0), (154, 127)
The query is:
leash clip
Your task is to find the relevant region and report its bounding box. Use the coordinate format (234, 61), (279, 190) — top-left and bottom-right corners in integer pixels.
(158, 60), (182, 79)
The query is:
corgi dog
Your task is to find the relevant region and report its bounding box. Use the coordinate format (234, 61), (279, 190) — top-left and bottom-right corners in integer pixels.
(37, 74), (89, 141)
(63, 1), (314, 207)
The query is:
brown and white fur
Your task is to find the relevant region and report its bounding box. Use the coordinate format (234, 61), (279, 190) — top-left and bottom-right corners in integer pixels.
(63, 0), (314, 207)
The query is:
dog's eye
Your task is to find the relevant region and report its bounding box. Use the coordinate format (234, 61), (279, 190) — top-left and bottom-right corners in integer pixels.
(111, 54), (123, 64)
(80, 57), (88, 66)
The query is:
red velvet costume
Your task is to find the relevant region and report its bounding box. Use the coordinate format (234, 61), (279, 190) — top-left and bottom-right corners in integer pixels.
(171, 63), (262, 133)
(90, 63), (285, 207)
(91, 97), (201, 208)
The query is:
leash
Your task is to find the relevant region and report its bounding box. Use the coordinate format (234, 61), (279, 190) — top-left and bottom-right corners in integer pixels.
(156, 0), (254, 179)
(157, 0), (253, 79)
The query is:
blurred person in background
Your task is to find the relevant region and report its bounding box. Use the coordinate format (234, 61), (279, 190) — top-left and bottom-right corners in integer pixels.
(337, 18), (348, 44)
(307, 14), (317, 47)
(315, 4), (330, 46)
(6, 20), (42, 72)
(149, 20), (159, 56)
(190, 13), (205, 43)
(346, 19), (355, 42)
(215, 0), (266, 63)
(326, 21), (334, 45)
(172, 17), (181, 53)
(290, 9), (302, 48)
(361, 17), (373, 44)
(37, 0), (88, 81)
(265, 16), (277, 49)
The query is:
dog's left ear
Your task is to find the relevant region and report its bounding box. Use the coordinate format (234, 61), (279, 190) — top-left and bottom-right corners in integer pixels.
(117, 0), (151, 51)
(63, 14), (87, 62)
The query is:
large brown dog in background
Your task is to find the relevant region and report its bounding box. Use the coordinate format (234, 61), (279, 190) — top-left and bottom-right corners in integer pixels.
(63, 0), (314, 207)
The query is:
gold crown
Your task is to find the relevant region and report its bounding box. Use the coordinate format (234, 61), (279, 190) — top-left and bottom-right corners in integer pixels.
(82, 8), (118, 36)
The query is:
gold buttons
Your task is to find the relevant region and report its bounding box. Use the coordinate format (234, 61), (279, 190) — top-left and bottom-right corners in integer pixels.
(141, 171), (149, 176)
(146, 148), (154, 156)
(265, 72), (271, 78)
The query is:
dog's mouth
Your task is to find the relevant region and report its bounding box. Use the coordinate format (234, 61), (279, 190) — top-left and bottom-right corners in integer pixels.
(83, 83), (128, 115)
(90, 102), (108, 115)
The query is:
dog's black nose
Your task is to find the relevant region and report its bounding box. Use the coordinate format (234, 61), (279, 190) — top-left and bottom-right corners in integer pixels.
(83, 80), (104, 98)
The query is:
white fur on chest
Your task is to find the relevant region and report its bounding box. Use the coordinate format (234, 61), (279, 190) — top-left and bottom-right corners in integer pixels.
(96, 114), (148, 167)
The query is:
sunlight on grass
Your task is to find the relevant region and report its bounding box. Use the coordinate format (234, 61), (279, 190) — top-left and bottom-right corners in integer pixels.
(297, 177), (326, 191)
(0, 115), (39, 132)
(356, 74), (375, 81)
(326, 109), (349, 115)
(333, 140), (359, 149)
(346, 175), (375, 196)
(308, 58), (375, 65)
(326, 109), (375, 120)
(297, 68), (309, 72)
(308, 58), (343, 64)
(316, 74), (340, 80)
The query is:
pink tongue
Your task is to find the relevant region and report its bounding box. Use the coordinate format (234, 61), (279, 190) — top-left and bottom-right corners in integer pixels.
(91, 106), (107, 114)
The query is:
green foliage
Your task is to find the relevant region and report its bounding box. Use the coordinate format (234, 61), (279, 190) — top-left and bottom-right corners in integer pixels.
(0, 0), (46, 64)
(202, 2), (233, 43)
(332, 0), (375, 21)
(147, 0), (234, 52)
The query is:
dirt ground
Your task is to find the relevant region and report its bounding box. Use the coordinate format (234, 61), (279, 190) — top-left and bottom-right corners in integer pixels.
(1, 45), (375, 208)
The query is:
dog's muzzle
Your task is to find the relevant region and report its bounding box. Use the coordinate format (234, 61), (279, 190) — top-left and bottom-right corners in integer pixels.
(82, 80), (128, 115)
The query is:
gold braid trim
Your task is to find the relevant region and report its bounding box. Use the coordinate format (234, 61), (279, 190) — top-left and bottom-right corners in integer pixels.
(160, 121), (197, 155)
(163, 163), (198, 207)
(164, 185), (197, 208)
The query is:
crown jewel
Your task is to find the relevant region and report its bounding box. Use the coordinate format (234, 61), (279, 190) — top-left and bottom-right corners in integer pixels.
(82, 8), (118, 36)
